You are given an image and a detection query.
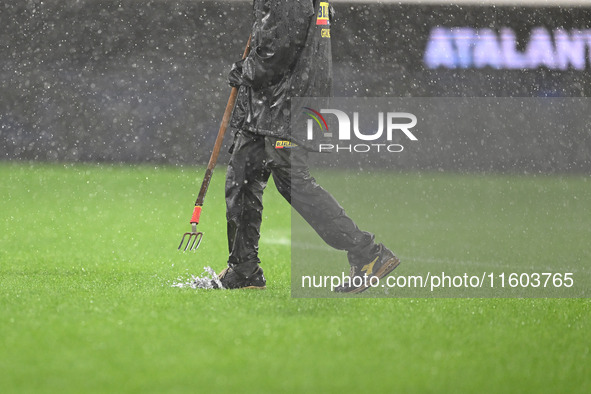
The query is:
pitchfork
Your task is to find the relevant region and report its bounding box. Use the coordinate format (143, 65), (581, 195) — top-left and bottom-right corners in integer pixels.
(178, 36), (251, 251)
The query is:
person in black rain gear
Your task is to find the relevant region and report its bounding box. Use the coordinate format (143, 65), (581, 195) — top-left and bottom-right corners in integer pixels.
(214, 0), (399, 293)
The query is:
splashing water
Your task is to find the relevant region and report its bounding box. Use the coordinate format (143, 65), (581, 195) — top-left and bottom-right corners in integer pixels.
(172, 266), (224, 289)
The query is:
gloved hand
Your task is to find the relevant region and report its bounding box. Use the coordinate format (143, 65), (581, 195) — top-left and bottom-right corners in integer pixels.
(228, 60), (246, 88)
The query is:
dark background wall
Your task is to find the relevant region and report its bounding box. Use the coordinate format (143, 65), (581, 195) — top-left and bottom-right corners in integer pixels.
(1, 0), (591, 171)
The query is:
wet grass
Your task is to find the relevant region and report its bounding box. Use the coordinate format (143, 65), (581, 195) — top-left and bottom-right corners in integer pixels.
(0, 162), (589, 393)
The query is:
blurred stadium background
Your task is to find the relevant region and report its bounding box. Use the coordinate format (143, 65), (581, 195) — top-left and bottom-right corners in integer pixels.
(1, 0), (590, 171)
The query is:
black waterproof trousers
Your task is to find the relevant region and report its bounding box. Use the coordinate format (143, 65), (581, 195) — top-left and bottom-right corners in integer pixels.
(226, 130), (378, 277)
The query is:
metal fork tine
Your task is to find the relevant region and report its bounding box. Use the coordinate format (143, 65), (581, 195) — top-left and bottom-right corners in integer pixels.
(186, 234), (194, 251)
(178, 232), (203, 251)
(178, 234), (187, 250)
(191, 233), (202, 250)
(180, 233), (190, 251)
(194, 233), (203, 249)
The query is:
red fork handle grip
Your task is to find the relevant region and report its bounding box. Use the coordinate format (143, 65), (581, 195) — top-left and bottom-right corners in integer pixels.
(190, 206), (202, 224)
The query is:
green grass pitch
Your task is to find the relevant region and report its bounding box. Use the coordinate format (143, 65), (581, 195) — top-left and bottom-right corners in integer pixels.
(1, 162), (589, 393)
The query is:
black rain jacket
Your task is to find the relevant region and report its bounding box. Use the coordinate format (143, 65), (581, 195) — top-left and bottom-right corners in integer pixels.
(230, 0), (333, 140)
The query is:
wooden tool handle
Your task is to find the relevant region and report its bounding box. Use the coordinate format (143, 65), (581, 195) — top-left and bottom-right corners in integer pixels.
(192, 35), (252, 214)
